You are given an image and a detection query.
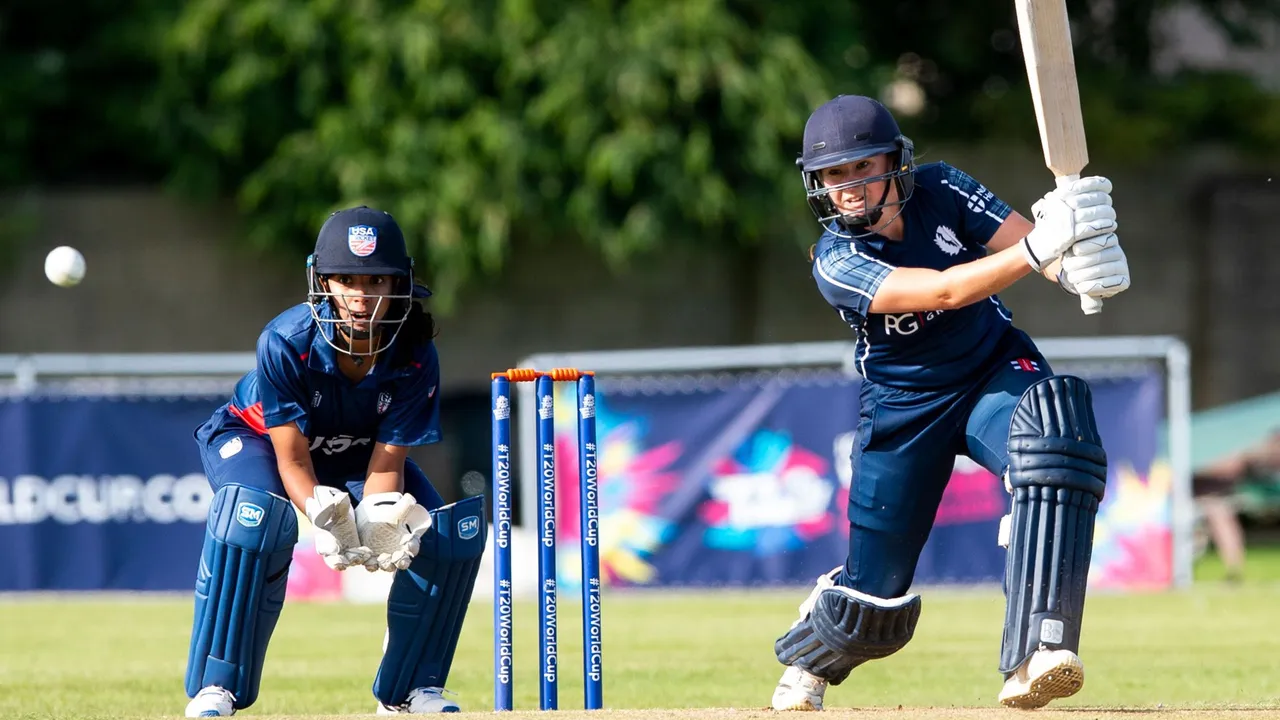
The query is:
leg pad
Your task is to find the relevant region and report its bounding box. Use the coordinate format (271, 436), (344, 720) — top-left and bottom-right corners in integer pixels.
(185, 484), (298, 709)
(775, 587), (921, 685)
(374, 496), (486, 707)
(1000, 376), (1107, 675)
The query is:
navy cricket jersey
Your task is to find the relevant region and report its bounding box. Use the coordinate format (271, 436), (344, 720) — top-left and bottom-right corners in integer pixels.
(812, 162), (1029, 390)
(202, 303), (442, 481)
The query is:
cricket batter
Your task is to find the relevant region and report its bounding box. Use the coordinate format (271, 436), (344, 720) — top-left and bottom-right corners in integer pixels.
(770, 95), (1131, 710)
(183, 206), (484, 716)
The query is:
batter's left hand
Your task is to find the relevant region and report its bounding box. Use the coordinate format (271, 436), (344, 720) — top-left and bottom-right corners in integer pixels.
(1059, 233), (1131, 299)
(355, 492), (433, 572)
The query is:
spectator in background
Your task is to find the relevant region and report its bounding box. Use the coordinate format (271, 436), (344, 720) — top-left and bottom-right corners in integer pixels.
(1193, 428), (1280, 583)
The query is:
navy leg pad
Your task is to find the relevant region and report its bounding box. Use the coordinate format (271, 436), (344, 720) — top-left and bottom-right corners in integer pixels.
(1000, 376), (1107, 675)
(775, 587), (921, 685)
(185, 484), (298, 709)
(1000, 486), (1098, 674)
(374, 495), (486, 707)
(1007, 375), (1107, 497)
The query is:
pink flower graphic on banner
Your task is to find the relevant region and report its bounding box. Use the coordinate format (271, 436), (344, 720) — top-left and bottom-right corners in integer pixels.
(1089, 460), (1173, 589)
(552, 388), (682, 588)
(935, 457), (1007, 526)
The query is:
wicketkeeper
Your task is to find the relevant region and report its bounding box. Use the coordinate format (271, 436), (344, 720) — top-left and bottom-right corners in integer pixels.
(183, 207), (483, 716)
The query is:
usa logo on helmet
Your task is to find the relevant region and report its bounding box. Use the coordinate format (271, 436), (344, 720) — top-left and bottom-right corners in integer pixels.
(348, 225), (378, 257)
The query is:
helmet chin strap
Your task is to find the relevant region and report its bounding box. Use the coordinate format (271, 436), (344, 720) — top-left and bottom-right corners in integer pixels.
(841, 178), (893, 230)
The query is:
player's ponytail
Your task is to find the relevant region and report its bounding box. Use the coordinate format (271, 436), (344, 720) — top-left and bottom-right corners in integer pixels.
(390, 282), (438, 368)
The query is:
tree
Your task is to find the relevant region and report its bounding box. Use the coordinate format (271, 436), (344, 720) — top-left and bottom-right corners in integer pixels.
(4, 0), (1276, 313)
(854, 0), (1280, 158)
(152, 0), (851, 310)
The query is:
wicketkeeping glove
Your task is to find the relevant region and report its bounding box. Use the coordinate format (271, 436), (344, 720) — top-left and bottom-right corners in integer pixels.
(304, 486), (373, 571)
(355, 492), (434, 572)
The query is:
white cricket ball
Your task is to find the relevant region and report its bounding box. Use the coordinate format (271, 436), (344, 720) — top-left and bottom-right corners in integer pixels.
(44, 246), (87, 288)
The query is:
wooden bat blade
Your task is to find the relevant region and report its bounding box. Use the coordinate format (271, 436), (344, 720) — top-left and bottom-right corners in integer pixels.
(1016, 0), (1089, 179)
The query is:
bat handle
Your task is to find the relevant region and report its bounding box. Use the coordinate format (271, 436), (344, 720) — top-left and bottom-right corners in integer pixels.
(1054, 174), (1104, 315)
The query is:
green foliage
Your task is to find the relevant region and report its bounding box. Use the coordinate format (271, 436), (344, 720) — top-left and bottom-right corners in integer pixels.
(2, 0), (1278, 304)
(153, 0), (839, 307)
(862, 0), (1280, 160)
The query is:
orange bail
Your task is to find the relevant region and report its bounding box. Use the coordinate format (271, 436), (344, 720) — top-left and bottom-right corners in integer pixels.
(490, 368), (541, 382)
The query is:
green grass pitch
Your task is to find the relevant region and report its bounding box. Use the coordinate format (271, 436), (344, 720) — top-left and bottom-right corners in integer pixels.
(1, 549), (1277, 719)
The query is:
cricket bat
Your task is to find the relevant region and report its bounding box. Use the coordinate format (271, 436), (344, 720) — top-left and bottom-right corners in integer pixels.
(1015, 0), (1104, 314)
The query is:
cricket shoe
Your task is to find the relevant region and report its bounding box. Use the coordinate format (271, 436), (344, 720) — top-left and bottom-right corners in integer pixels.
(771, 567), (842, 711)
(772, 665), (828, 711)
(376, 687), (461, 714)
(185, 686), (235, 717)
(998, 648), (1084, 709)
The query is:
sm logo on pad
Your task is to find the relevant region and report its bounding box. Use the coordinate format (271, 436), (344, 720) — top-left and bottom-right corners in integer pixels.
(236, 502), (265, 528)
(458, 516), (480, 540)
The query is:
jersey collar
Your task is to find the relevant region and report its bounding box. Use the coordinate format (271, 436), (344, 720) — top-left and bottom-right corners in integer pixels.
(824, 222), (887, 252)
(305, 325), (418, 382)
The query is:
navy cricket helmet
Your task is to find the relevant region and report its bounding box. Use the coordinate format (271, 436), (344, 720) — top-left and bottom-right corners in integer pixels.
(798, 95), (916, 233)
(306, 206), (430, 359)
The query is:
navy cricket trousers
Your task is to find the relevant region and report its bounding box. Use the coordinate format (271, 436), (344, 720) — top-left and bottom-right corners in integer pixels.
(841, 343), (1052, 598)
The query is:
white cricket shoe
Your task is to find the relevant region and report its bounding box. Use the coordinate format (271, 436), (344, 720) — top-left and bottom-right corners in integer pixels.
(185, 686), (235, 717)
(772, 665), (828, 711)
(998, 648), (1085, 709)
(376, 687), (461, 714)
(771, 567), (842, 711)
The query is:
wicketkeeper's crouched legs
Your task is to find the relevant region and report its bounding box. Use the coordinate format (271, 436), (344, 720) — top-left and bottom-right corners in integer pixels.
(374, 495), (486, 712)
(998, 375), (1107, 708)
(185, 484), (298, 712)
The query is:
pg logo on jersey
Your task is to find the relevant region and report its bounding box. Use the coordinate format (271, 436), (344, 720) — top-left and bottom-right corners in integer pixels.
(348, 225), (378, 257)
(377, 392), (392, 415)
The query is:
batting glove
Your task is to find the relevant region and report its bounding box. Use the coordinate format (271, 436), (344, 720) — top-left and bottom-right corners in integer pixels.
(1059, 232), (1131, 299)
(1021, 176), (1118, 271)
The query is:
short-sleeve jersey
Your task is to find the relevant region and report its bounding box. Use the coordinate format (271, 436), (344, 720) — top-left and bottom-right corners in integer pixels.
(206, 304), (441, 480)
(811, 162), (1020, 389)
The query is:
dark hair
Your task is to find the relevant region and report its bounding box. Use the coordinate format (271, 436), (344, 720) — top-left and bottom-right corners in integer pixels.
(390, 284), (438, 368)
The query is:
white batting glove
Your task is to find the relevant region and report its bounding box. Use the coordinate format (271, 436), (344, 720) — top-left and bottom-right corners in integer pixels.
(304, 486), (373, 571)
(1059, 232), (1131, 300)
(1021, 176), (1118, 271)
(355, 492), (433, 572)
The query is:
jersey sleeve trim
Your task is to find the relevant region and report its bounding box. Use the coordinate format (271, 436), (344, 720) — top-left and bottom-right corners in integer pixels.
(813, 242), (897, 316)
